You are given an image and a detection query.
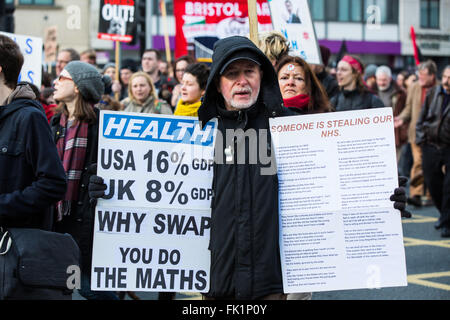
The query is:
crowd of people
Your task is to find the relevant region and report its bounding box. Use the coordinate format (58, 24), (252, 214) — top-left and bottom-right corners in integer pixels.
(1, 29), (448, 301)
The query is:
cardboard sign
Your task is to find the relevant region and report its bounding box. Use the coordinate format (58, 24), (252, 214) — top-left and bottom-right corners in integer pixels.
(0, 31), (43, 88)
(91, 111), (218, 292)
(174, 0), (273, 57)
(97, 0), (137, 43)
(270, 108), (407, 293)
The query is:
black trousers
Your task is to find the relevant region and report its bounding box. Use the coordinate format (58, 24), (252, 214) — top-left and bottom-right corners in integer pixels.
(421, 144), (450, 227)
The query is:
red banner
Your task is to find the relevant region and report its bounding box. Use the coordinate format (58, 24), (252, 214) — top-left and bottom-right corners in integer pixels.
(174, 0), (273, 58)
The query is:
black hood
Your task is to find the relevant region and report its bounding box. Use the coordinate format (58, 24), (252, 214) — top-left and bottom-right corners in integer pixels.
(0, 83), (43, 121)
(198, 36), (284, 126)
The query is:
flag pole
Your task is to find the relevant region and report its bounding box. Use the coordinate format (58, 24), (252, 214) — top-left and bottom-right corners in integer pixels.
(115, 40), (120, 101)
(248, 0), (259, 46)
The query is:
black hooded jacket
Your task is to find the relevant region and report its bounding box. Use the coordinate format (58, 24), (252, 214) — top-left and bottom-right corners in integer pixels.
(0, 84), (67, 230)
(198, 36), (294, 299)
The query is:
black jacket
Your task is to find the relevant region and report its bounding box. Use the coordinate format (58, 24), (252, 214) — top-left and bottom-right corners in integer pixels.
(416, 85), (450, 147)
(330, 88), (385, 112)
(50, 107), (100, 272)
(0, 84), (67, 230)
(198, 36), (295, 299)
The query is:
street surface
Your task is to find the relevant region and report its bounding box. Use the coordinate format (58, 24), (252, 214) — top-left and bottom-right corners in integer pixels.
(73, 202), (450, 300)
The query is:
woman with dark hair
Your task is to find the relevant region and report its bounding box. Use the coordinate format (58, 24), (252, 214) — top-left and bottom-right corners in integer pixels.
(174, 63), (210, 117)
(276, 55), (331, 114)
(171, 55), (196, 109)
(50, 61), (118, 300)
(331, 55), (385, 111)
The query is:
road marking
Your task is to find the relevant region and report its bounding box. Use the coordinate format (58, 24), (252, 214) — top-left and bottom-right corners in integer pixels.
(402, 214), (438, 224)
(407, 271), (450, 291)
(403, 237), (450, 248)
(177, 292), (202, 300)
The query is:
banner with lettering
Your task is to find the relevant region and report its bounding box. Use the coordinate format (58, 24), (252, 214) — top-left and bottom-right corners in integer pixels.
(98, 0), (137, 43)
(0, 32), (42, 88)
(174, 0), (273, 57)
(91, 111), (218, 292)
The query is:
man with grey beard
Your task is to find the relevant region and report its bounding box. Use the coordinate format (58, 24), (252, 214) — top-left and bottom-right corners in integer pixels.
(376, 66), (407, 161)
(89, 36), (410, 301)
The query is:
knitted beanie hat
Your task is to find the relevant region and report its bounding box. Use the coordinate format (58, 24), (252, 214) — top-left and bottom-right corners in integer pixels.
(64, 61), (110, 104)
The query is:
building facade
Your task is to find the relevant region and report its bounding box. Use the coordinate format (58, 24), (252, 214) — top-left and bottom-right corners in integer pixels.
(9, 0), (450, 71)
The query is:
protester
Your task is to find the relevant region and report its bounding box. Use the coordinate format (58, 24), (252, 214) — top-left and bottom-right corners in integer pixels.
(55, 48), (80, 77)
(258, 31), (290, 67)
(159, 59), (170, 77)
(50, 61), (117, 300)
(276, 55), (331, 114)
(174, 63), (210, 117)
(97, 94), (123, 111)
(310, 45), (340, 99)
(102, 62), (116, 96)
(376, 66), (408, 161)
(141, 49), (175, 105)
(415, 65), (450, 237)
(405, 73), (418, 90)
(89, 36), (409, 301)
(121, 71), (172, 115)
(276, 55), (331, 300)
(331, 55), (385, 111)
(80, 49), (97, 66)
(111, 59), (138, 101)
(395, 60), (437, 207)
(171, 55), (196, 109)
(364, 63), (378, 92)
(0, 34), (67, 232)
(396, 70), (410, 92)
(40, 70), (57, 122)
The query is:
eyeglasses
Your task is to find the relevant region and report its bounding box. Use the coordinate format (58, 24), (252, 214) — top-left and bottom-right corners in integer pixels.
(57, 75), (73, 82)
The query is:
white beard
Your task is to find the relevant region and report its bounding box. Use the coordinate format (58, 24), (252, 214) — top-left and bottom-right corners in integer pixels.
(226, 86), (260, 110)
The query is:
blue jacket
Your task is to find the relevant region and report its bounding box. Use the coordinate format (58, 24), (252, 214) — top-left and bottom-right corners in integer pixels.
(0, 84), (66, 230)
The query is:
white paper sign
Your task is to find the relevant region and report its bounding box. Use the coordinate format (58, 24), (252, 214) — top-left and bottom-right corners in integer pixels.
(268, 0), (322, 64)
(92, 111), (217, 292)
(0, 31), (43, 88)
(270, 108), (407, 293)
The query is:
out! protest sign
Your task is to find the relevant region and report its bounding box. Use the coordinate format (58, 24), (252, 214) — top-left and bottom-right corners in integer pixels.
(174, 0), (273, 57)
(270, 108), (407, 293)
(268, 0), (322, 64)
(0, 32), (42, 88)
(97, 0), (137, 42)
(91, 111), (217, 292)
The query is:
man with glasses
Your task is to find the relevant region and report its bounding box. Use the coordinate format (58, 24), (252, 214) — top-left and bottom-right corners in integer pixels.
(55, 48), (80, 78)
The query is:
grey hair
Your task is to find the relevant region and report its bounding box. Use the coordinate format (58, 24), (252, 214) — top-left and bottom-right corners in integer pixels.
(376, 65), (392, 78)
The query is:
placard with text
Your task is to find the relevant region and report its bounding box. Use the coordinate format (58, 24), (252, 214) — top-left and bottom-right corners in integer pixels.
(91, 111), (217, 292)
(270, 108), (407, 293)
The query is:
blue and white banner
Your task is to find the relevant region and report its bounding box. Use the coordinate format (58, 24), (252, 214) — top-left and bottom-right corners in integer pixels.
(0, 31), (43, 88)
(92, 111), (217, 292)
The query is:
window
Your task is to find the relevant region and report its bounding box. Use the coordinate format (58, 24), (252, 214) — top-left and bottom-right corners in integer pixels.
(325, 0), (364, 22)
(312, 0), (398, 23)
(307, 0), (325, 21)
(421, 0), (440, 29)
(19, 0), (54, 5)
